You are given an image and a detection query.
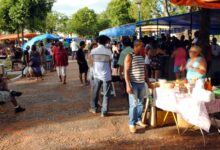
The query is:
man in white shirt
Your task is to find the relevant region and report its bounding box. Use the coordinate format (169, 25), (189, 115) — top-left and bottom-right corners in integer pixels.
(71, 39), (78, 60)
(211, 37), (220, 57)
(89, 35), (112, 117)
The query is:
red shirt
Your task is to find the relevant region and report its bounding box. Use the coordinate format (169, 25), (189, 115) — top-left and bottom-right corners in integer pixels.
(53, 47), (68, 66)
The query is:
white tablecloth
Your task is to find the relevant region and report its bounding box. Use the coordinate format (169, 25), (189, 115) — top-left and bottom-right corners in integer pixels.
(154, 88), (220, 132)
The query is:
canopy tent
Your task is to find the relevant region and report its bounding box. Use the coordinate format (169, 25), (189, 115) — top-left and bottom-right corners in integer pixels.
(22, 34), (60, 50)
(99, 23), (136, 37)
(139, 9), (220, 35)
(171, 0), (220, 9)
(0, 33), (38, 41)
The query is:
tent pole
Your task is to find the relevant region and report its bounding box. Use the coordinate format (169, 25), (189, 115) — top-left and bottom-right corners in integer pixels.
(157, 20), (159, 38)
(190, 7), (193, 39)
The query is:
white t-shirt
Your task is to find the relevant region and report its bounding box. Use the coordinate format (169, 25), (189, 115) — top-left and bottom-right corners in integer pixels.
(90, 45), (112, 81)
(71, 41), (78, 52)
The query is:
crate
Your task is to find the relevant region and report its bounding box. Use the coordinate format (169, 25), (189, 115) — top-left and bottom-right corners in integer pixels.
(156, 110), (175, 126)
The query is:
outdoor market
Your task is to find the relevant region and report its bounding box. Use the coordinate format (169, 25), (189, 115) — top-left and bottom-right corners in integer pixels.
(1, 0), (220, 149)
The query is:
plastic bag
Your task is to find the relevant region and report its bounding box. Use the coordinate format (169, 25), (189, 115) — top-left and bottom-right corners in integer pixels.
(41, 66), (46, 75)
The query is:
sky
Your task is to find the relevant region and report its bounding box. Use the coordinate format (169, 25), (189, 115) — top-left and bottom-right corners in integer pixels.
(52, 0), (111, 16)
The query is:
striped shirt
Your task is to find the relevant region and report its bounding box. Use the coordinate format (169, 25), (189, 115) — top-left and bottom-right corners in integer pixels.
(129, 52), (145, 83)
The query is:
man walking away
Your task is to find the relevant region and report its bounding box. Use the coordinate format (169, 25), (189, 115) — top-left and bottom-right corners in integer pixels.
(71, 39), (78, 60)
(124, 40), (151, 133)
(89, 35), (112, 117)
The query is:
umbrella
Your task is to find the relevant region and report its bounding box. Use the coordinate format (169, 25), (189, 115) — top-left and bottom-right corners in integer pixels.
(171, 0), (220, 9)
(22, 34), (60, 50)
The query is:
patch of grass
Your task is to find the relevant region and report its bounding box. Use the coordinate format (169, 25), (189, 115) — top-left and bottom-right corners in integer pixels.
(6, 74), (18, 79)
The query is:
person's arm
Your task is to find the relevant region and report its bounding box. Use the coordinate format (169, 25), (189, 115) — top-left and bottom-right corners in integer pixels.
(119, 66), (124, 79)
(144, 65), (153, 88)
(191, 58), (207, 75)
(124, 54), (132, 94)
(88, 54), (93, 67)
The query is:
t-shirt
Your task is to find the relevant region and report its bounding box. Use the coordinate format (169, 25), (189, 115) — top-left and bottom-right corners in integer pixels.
(76, 48), (87, 64)
(211, 44), (220, 57)
(145, 55), (150, 65)
(117, 46), (133, 66)
(71, 41), (78, 52)
(90, 45), (112, 81)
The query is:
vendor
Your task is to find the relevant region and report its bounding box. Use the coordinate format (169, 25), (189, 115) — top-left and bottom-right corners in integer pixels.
(184, 45), (207, 83)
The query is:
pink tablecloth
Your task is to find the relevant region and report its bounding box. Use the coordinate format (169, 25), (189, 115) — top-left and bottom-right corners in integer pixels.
(154, 88), (220, 132)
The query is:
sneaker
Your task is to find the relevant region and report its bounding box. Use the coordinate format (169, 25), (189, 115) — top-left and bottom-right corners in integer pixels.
(10, 91), (22, 97)
(15, 106), (26, 113)
(101, 113), (107, 117)
(89, 109), (97, 114)
(129, 125), (136, 133)
(136, 121), (147, 128)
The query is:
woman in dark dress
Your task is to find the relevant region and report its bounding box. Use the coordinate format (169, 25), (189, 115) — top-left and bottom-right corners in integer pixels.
(30, 45), (43, 80)
(76, 41), (89, 86)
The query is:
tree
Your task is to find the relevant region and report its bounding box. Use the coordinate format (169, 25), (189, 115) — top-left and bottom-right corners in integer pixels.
(0, 0), (55, 43)
(44, 11), (69, 34)
(106, 0), (134, 26)
(69, 7), (97, 37)
(129, 0), (162, 21)
(96, 12), (111, 35)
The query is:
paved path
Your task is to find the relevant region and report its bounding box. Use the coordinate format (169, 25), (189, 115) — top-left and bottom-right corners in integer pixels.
(0, 60), (220, 150)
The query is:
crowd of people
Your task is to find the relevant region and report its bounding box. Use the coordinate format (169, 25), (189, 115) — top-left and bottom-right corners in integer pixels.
(1, 32), (220, 133)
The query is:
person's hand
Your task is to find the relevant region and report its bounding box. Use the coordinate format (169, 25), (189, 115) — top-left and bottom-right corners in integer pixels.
(126, 85), (133, 94)
(148, 83), (154, 89)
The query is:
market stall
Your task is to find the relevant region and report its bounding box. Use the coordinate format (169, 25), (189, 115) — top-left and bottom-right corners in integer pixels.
(152, 79), (220, 145)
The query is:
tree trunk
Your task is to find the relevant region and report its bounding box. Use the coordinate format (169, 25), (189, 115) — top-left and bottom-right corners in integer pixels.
(17, 25), (20, 46)
(162, 0), (170, 17)
(21, 25), (24, 46)
(198, 8), (210, 56)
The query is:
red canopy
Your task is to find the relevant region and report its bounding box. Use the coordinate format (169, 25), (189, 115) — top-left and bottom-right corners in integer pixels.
(171, 0), (220, 9)
(0, 33), (38, 41)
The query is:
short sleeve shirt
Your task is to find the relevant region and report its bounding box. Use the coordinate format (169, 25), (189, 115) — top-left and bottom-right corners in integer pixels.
(117, 46), (133, 67)
(90, 45), (112, 81)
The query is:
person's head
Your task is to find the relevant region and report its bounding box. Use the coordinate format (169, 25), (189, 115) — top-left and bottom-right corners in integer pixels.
(79, 41), (86, 49)
(31, 45), (37, 52)
(212, 37), (217, 44)
(194, 31), (199, 38)
(90, 42), (98, 50)
(26, 46), (30, 51)
(189, 45), (202, 59)
(180, 35), (185, 41)
(122, 37), (131, 47)
(98, 35), (110, 45)
(58, 42), (63, 50)
(133, 40), (144, 55)
(40, 41), (44, 47)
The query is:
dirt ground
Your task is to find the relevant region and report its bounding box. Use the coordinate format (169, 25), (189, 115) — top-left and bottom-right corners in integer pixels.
(0, 60), (220, 150)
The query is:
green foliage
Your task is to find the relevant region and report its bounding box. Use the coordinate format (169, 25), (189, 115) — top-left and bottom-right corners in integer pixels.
(69, 7), (97, 37)
(106, 0), (134, 26)
(44, 11), (69, 34)
(0, 0), (55, 33)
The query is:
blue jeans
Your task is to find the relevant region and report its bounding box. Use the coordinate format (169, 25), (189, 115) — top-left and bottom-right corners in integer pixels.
(128, 82), (146, 126)
(91, 78), (111, 114)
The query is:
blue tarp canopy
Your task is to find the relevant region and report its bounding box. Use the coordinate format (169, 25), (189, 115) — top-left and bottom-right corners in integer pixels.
(99, 23), (136, 37)
(22, 34), (60, 50)
(139, 9), (220, 35)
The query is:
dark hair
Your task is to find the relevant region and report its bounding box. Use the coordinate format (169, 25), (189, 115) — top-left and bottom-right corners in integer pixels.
(31, 45), (37, 52)
(122, 37), (131, 47)
(58, 42), (63, 51)
(40, 41), (44, 47)
(98, 35), (110, 45)
(80, 41), (86, 47)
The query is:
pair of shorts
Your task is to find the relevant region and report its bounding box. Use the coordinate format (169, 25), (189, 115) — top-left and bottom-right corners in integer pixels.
(174, 65), (181, 73)
(56, 66), (66, 76)
(0, 91), (11, 102)
(78, 63), (88, 74)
